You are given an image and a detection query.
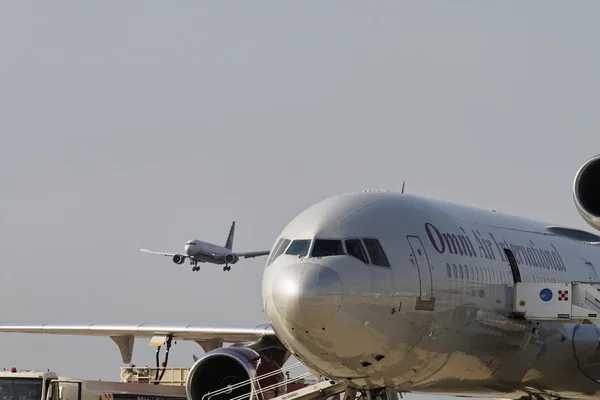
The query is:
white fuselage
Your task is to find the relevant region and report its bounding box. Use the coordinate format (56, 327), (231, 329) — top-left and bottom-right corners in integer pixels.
(261, 191), (600, 399)
(185, 240), (230, 258)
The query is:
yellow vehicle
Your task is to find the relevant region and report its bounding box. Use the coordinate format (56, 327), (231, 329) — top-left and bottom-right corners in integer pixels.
(0, 368), (186, 400)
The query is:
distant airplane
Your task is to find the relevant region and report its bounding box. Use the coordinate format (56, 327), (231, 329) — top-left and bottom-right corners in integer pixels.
(140, 221), (270, 272)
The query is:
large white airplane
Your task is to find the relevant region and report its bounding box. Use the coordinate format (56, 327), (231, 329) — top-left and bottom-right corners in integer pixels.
(5, 155), (600, 400)
(140, 221), (270, 271)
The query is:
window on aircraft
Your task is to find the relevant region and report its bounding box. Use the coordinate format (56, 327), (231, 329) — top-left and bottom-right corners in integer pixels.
(468, 265), (474, 280)
(452, 264), (458, 278)
(311, 239), (345, 257)
(475, 267), (480, 282)
(458, 265), (464, 279)
(285, 239), (311, 257)
(345, 239), (369, 264)
(362, 238), (390, 267)
(463, 265), (469, 280)
(446, 263), (452, 278)
(268, 238), (291, 265)
(266, 238), (284, 265)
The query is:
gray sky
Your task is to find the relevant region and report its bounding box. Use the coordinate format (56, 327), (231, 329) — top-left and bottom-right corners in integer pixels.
(0, 1), (599, 399)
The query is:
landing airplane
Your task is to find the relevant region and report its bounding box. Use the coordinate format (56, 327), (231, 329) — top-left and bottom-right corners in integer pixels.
(5, 155), (600, 400)
(140, 221), (270, 271)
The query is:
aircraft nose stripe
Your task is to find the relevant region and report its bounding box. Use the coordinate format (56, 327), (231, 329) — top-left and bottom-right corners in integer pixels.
(272, 262), (342, 329)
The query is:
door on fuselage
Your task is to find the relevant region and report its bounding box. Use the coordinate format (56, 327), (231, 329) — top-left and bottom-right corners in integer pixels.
(407, 235), (435, 311)
(503, 248), (522, 284)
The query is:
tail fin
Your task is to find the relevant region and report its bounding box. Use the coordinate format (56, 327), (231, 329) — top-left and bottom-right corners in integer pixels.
(225, 221), (235, 250)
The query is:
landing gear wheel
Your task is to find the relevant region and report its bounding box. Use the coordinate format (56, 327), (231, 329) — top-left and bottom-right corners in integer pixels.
(223, 266), (231, 271)
(192, 266), (200, 272)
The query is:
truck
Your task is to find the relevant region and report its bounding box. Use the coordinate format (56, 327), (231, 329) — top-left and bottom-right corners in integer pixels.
(0, 367), (187, 400)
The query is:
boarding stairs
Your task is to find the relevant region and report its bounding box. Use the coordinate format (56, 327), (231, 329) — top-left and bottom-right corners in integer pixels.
(512, 281), (600, 326)
(201, 361), (347, 400)
(270, 379), (346, 400)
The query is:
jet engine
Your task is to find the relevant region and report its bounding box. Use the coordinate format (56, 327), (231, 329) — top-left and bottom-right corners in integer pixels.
(573, 154), (600, 231)
(225, 254), (238, 264)
(185, 347), (284, 400)
(172, 254), (185, 264)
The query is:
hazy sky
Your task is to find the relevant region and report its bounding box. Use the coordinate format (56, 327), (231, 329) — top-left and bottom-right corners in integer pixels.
(1, 1), (599, 399)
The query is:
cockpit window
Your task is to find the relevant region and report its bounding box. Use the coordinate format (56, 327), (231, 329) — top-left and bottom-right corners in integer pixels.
(267, 238), (291, 265)
(285, 239), (311, 257)
(345, 239), (368, 264)
(362, 238), (390, 267)
(266, 238), (283, 265)
(311, 239), (344, 257)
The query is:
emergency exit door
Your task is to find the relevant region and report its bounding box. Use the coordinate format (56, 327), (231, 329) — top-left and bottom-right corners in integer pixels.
(407, 235), (434, 310)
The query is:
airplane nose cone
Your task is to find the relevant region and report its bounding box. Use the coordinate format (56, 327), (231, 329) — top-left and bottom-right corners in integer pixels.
(272, 262), (342, 329)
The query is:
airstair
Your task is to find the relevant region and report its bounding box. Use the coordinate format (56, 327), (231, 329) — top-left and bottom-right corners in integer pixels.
(512, 281), (600, 326)
(270, 379), (346, 400)
(200, 361), (347, 400)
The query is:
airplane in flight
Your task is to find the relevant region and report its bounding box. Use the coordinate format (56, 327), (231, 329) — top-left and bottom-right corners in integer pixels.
(5, 155), (600, 400)
(140, 221), (270, 271)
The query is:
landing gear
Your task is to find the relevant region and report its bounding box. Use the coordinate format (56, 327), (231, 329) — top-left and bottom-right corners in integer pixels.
(191, 261), (200, 272)
(357, 388), (401, 400)
(223, 265), (231, 271)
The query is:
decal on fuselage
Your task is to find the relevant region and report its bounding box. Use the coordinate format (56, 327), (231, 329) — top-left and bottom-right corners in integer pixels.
(539, 288), (553, 302)
(424, 222), (567, 272)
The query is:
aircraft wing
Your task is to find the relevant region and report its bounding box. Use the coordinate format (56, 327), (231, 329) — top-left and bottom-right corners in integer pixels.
(0, 322), (274, 364)
(234, 251), (270, 259)
(140, 248), (183, 258)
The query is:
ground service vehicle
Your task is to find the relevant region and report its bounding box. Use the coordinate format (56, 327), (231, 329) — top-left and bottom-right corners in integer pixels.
(0, 368), (186, 400)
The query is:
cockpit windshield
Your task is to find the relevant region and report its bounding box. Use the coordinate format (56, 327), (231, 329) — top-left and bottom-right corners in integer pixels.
(0, 378), (43, 400)
(267, 238), (291, 265)
(311, 239), (345, 257)
(285, 239), (311, 257)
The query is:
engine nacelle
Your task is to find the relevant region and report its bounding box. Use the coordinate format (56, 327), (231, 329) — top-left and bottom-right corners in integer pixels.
(185, 347), (284, 400)
(172, 254), (185, 264)
(225, 254), (238, 264)
(573, 154), (600, 231)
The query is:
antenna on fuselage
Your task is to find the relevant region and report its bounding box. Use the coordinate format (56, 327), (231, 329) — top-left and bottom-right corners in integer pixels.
(401, 181), (405, 193)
